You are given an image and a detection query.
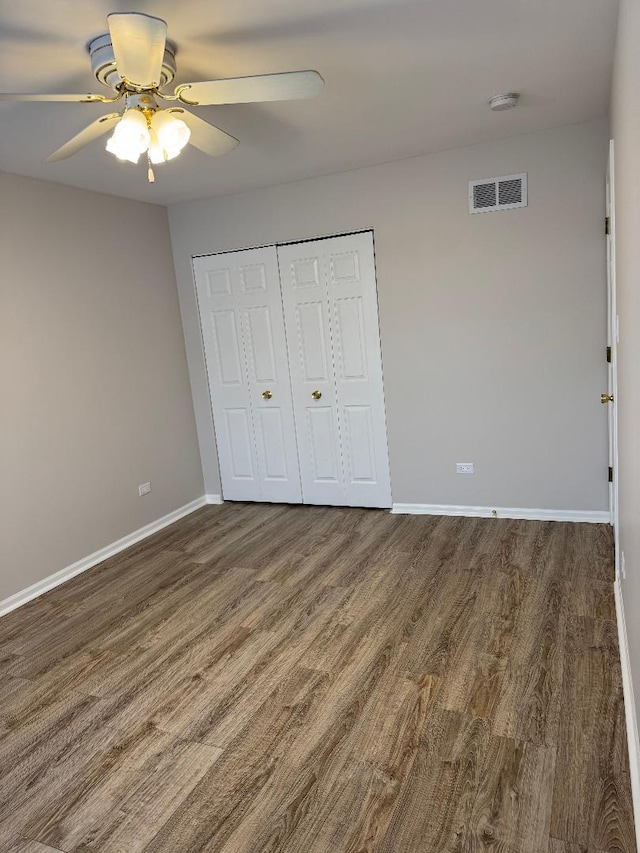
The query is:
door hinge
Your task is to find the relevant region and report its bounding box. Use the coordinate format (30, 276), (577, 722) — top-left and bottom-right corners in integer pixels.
(607, 345), (612, 363)
(609, 466), (614, 483)
(605, 216), (611, 235)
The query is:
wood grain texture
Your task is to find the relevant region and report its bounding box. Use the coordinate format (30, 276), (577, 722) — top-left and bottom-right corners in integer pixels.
(4, 840), (63, 853)
(548, 839), (610, 853)
(551, 616), (635, 851)
(0, 503), (634, 852)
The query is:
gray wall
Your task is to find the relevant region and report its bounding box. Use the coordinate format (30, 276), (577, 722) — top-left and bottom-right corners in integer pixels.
(0, 172), (204, 602)
(611, 0), (640, 726)
(168, 118), (609, 511)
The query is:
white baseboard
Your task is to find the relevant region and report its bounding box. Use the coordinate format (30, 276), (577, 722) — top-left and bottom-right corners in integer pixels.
(615, 577), (640, 849)
(390, 503), (610, 524)
(0, 496), (215, 618)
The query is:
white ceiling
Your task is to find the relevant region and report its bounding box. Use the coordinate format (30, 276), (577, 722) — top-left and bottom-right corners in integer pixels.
(0, 0), (618, 205)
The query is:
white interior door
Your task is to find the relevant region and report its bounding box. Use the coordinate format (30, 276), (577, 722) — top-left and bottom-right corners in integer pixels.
(278, 232), (392, 507)
(193, 247), (302, 503)
(606, 140), (619, 547)
(276, 241), (343, 505)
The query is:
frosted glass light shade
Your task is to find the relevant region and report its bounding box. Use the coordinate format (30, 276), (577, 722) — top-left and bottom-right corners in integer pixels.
(151, 110), (190, 160)
(106, 108), (150, 163)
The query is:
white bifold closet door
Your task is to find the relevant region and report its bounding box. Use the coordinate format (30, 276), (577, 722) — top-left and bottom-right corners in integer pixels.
(277, 232), (392, 508)
(193, 247), (302, 503)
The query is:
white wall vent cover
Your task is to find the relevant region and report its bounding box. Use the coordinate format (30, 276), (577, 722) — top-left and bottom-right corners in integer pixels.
(469, 173), (527, 214)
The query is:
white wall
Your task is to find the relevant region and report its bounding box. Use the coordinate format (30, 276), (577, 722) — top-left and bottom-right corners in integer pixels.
(168, 118), (609, 512)
(611, 0), (640, 773)
(0, 171), (204, 602)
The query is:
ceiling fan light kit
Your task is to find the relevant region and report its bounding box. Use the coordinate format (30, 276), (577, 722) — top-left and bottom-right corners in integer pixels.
(0, 11), (324, 183)
(103, 97), (191, 181)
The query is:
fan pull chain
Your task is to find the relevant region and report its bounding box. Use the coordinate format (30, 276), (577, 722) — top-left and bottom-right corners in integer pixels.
(147, 154), (155, 183)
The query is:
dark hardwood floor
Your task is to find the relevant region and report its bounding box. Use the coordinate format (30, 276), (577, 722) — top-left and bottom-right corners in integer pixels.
(0, 503), (635, 852)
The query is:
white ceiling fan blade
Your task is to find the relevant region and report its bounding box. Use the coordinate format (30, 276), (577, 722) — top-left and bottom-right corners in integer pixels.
(176, 70), (324, 106)
(0, 92), (110, 102)
(168, 108), (239, 157)
(107, 12), (167, 88)
(45, 113), (121, 163)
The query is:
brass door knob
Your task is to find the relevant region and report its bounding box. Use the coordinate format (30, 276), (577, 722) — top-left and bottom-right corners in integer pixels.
(601, 393), (614, 404)
(262, 390), (273, 400)
(311, 390), (322, 400)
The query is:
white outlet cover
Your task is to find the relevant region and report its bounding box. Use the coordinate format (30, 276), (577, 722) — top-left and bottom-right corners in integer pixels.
(456, 463), (475, 474)
(138, 482), (152, 496)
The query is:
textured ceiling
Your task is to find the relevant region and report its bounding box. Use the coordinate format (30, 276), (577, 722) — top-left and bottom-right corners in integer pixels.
(0, 0), (618, 205)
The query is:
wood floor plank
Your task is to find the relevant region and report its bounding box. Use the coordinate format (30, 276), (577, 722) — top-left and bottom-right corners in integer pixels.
(424, 570), (510, 716)
(0, 598), (78, 649)
(197, 640), (418, 852)
(1, 573), (273, 732)
(566, 521), (615, 584)
(0, 505), (634, 853)
(548, 839), (610, 853)
(378, 708), (492, 852)
(401, 561), (495, 682)
(567, 578), (617, 622)
(550, 615), (635, 851)
(143, 665), (335, 852)
(467, 736), (556, 851)
(275, 667), (441, 853)
(2, 551), (202, 663)
(0, 691), (109, 844)
(488, 567), (567, 746)
(177, 588), (348, 745)
(25, 725), (222, 852)
(2, 838), (63, 852)
(301, 554), (422, 674)
(69, 570), (275, 700)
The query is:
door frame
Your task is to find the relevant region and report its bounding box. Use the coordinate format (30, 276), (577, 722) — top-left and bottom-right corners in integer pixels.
(192, 228), (393, 509)
(191, 228), (375, 262)
(606, 139), (620, 568)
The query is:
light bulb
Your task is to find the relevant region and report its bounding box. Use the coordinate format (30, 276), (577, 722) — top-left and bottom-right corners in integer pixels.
(106, 135), (140, 164)
(151, 110), (191, 161)
(106, 109), (151, 164)
(147, 128), (166, 165)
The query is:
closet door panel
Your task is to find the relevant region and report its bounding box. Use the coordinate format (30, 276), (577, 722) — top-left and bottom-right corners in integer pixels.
(194, 256), (260, 501)
(244, 307), (276, 380)
(256, 408), (289, 481)
(278, 233), (392, 508)
(296, 302), (330, 381)
(237, 249), (301, 502)
(326, 233), (392, 507)
(194, 248), (301, 503)
(278, 244), (344, 505)
(210, 310), (244, 385)
(224, 408), (256, 479)
(306, 406), (341, 483)
(343, 405), (376, 482)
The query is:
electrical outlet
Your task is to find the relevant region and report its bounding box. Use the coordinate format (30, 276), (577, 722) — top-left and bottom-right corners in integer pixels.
(456, 463), (475, 474)
(621, 550), (626, 580)
(138, 482), (151, 497)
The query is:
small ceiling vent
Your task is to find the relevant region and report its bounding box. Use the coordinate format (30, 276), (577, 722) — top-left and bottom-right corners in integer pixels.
(469, 173), (527, 214)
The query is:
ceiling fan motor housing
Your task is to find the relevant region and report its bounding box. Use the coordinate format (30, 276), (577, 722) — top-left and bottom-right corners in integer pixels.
(87, 33), (177, 89)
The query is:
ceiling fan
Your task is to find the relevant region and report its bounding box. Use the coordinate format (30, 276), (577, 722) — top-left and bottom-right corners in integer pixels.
(0, 12), (324, 182)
